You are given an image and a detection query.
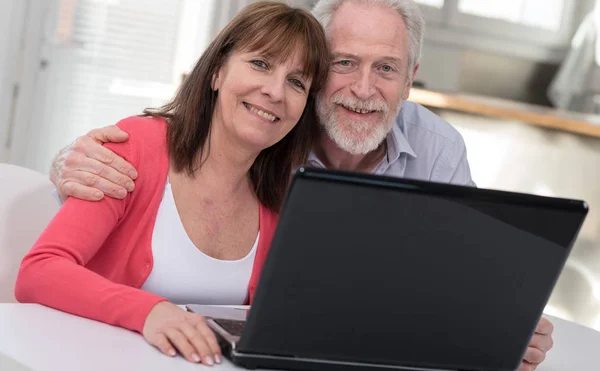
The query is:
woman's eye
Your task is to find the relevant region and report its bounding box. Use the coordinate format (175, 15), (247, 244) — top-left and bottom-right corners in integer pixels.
(251, 60), (268, 69)
(290, 79), (305, 90)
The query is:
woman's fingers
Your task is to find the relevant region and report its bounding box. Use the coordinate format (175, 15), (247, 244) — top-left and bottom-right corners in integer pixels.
(165, 328), (202, 363)
(180, 321), (216, 365)
(195, 320), (223, 363)
(151, 332), (177, 357)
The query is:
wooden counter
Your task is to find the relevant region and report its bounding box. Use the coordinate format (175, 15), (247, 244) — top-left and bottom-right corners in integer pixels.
(408, 88), (600, 138)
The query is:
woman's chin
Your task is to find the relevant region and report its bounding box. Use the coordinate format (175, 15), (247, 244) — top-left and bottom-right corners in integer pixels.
(239, 130), (286, 152)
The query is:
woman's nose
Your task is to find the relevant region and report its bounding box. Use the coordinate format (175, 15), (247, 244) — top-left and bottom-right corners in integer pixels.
(260, 73), (286, 102)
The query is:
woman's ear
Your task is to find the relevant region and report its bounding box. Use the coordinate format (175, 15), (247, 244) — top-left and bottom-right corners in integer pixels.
(211, 68), (222, 91)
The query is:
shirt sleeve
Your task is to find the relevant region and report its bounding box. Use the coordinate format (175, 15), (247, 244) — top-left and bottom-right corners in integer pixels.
(51, 188), (63, 206)
(431, 135), (477, 188)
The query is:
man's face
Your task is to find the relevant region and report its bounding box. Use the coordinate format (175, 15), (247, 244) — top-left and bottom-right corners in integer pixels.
(316, 2), (419, 155)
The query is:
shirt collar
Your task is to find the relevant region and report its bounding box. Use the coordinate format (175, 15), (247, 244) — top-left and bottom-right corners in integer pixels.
(307, 150), (325, 167)
(387, 114), (417, 164)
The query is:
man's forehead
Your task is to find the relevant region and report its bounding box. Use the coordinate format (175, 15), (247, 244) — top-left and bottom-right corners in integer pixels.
(327, 2), (407, 32)
(328, 31), (408, 64)
(327, 3), (408, 60)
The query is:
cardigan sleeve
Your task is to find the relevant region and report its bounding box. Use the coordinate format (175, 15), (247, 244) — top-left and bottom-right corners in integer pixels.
(14, 136), (167, 334)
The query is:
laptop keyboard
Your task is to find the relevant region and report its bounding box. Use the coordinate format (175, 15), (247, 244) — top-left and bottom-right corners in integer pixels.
(213, 318), (246, 337)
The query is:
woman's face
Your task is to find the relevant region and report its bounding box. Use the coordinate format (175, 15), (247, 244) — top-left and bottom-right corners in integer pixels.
(212, 47), (313, 152)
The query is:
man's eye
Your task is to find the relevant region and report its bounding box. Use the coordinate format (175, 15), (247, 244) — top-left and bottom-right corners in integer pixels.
(381, 65), (393, 72)
(251, 60), (268, 69)
(336, 60), (352, 67)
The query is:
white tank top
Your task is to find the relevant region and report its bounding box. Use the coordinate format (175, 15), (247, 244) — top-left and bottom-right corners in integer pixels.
(140, 181), (258, 305)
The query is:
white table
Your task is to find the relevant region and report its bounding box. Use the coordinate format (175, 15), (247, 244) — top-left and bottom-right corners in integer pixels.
(1, 304), (599, 371)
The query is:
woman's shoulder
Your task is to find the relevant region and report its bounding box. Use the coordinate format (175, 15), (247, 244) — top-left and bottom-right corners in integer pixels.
(103, 115), (169, 178)
(115, 115), (168, 146)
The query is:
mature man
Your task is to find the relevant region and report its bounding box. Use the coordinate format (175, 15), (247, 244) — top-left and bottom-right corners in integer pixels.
(49, 1), (553, 369)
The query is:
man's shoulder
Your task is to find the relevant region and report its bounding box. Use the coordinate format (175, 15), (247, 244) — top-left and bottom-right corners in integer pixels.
(395, 101), (475, 187)
(398, 100), (464, 145)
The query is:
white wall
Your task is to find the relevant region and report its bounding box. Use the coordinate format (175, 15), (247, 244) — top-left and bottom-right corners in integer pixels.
(5, 0), (53, 171)
(417, 42), (464, 92)
(0, 0), (28, 163)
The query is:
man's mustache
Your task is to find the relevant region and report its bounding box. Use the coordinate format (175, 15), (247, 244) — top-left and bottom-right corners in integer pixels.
(330, 94), (389, 113)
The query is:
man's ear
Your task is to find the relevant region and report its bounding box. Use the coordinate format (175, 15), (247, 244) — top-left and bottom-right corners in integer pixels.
(402, 63), (420, 100)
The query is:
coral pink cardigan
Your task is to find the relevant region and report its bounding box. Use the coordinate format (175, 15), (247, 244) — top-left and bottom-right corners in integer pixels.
(15, 116), (279, 334)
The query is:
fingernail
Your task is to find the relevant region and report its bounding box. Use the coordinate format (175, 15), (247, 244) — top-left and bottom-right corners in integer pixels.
(192, 353), (201, 363)
(125, 181), (135, 191)
(94, 191), (103, 199)
(117, 189), (127, 198)
(169, 349), (176, 357)
(214, 354), (222, 364)
(129, 170), (138, 179)
(204, 356), (214, 366)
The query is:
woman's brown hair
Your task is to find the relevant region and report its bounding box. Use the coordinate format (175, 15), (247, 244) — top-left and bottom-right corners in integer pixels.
(143, 1), (330, 211)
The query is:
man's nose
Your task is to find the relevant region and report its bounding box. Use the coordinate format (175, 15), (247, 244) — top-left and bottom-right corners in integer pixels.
(350, 68), (376, 100)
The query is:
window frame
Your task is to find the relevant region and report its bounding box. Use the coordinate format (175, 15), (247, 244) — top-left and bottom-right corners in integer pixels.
(417, 3), (445, 25)
(416, 0), (577, 61)
(448, 0), (576, 46)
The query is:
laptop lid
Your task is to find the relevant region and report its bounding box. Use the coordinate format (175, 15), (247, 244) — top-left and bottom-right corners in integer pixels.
(235, 167), (588, 371)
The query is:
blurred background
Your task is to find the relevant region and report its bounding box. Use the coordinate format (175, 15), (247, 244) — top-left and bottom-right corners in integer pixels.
(1, 0), (600, 331)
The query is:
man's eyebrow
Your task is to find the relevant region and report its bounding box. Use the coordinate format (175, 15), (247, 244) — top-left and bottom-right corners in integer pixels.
(331, 52), (359, 59)
(331, 52), (404, 65)
(377, 56), (403, 65)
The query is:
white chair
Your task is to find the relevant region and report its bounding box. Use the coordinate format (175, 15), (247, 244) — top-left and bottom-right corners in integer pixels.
(0, 163), (59, 302)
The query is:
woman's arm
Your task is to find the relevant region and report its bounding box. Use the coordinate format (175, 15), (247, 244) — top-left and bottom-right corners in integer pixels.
(15, 140), (165, 334)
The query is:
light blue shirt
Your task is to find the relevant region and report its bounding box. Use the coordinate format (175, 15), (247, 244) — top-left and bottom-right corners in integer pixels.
(308, 101), (476, 187)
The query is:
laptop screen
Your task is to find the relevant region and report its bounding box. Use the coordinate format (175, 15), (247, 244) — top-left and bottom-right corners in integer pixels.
(239, 170), (587, 371)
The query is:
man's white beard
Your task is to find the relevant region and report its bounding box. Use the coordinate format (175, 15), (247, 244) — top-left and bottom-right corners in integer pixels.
(316, 92), (401, 155)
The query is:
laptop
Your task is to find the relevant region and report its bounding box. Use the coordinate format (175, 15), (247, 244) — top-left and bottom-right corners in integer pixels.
(187, 166), (588, 371)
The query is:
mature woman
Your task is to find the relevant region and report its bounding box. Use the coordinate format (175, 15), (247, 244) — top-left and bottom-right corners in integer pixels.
(14, 1), (329, 367)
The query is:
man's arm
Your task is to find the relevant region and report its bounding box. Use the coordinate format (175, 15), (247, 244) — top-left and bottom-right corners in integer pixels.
(50, 125), (138, 202)
(430, 136), (476, 187)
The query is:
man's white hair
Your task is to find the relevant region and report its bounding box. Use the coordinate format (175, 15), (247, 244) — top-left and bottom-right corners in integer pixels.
(312, 0), (425, 69)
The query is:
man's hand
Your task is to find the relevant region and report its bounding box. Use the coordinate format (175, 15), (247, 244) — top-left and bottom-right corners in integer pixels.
(518, 317), (554, 371)
(50, 125), (138, 202)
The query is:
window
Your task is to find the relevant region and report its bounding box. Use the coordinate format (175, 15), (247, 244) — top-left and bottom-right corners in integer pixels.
(458, 0), (565, 31)
(450, 0), (572, 46)
(414, 0), (444, 8)
(414, 0), (445, 23)
(49, 0), (186, 128)
(415, 0), (573, 60)
(12, 0), (213, 172)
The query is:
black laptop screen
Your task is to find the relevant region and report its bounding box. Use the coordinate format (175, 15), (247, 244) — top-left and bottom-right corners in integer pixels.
(240, 172), (587, 371)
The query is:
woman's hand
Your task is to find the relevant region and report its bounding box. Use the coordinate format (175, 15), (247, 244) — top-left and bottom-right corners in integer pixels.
(142, 301), (222, 365)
